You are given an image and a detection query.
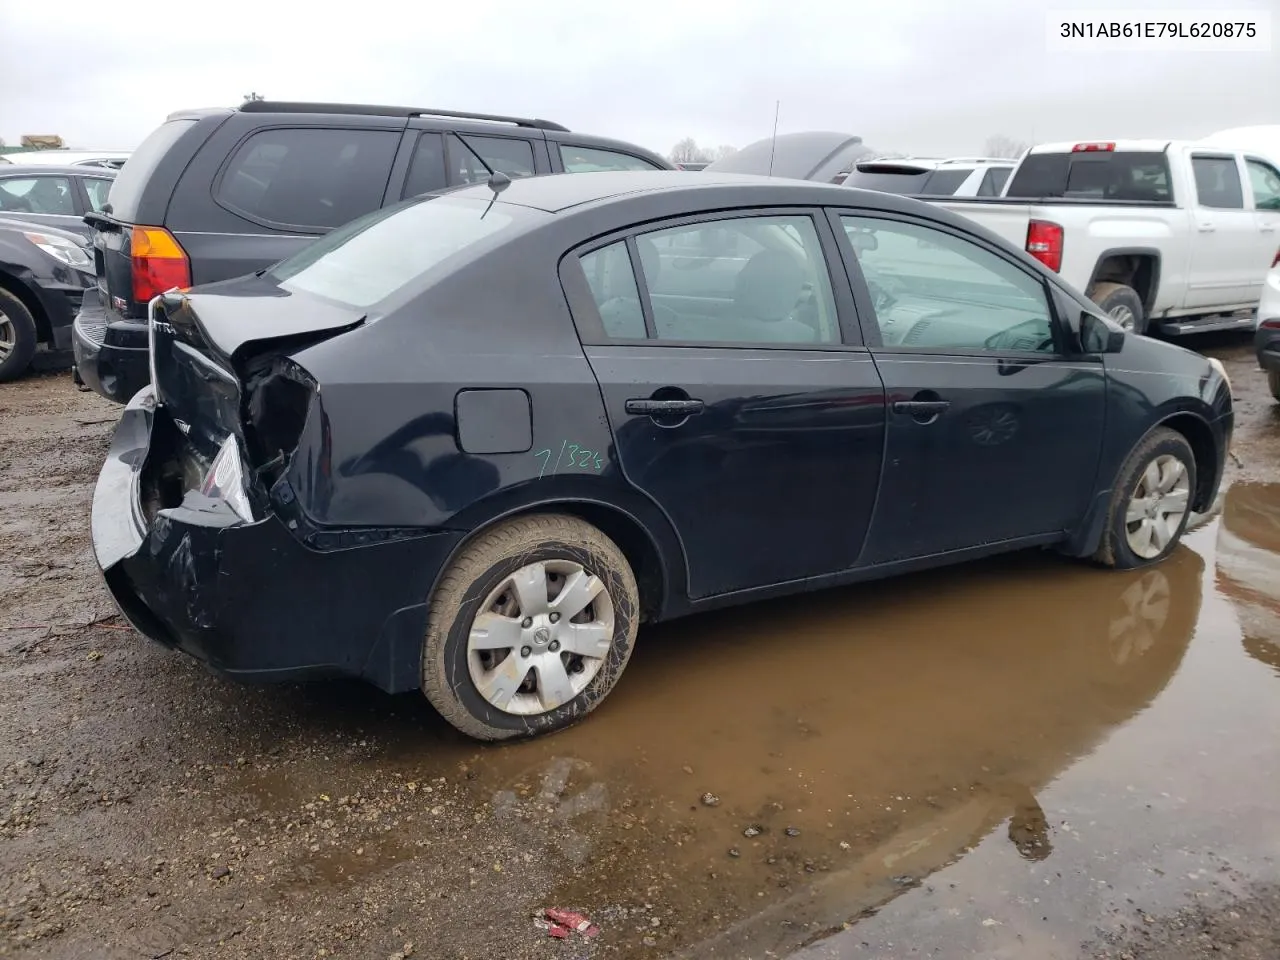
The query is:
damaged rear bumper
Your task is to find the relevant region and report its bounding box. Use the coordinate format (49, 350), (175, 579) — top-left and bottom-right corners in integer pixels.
(91, 387), (462, 693)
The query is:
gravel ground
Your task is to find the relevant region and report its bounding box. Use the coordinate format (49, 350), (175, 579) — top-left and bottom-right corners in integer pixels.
(1, 337), (1277, 960)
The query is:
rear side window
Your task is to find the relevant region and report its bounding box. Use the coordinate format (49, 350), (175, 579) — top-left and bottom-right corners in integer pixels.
(83, 177), (113, 212)
(105, 118), (197, 220)
(1006, 151), (1172, 202)
(448, 134), (536, 184)
(977, 167), (1011, 197)
(559, 144), (662, 173)
(579, 241), (647, 339)
(1191, 156), (1244, 209)
(216, 127), (399, 229)
(267, 195), (543, 309)
(918, 168), (971, 196)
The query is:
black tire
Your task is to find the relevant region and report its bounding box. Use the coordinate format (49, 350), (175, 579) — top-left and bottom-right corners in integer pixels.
(421, 513), (640, 741)
(1269, 369), (1280, 403)
(1093, 427), (1197, 570)
(0, 287), (38, 383)
(1089, 282), (1147, 335)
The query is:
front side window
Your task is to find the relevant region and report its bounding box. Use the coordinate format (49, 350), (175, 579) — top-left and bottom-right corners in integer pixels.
(842, 215), (1055, 352)
(1191, 156), (1245, 209)
(637, 215), (840, 345)
(559, 144), (661, 173)
(449, 134), (536, 184)
(0, 176), (75, 215)
(977, 167), (1011, 197)
(83, 177), (112, 212)
(216, 127), (400, 229)
(1245, 158), (1280, 211)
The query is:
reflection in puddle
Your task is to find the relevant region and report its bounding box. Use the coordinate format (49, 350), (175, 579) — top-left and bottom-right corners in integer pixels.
(1217, 481), (1280, 675)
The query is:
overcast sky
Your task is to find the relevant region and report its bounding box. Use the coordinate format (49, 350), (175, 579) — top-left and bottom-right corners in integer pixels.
(0, 0), (1275, 159)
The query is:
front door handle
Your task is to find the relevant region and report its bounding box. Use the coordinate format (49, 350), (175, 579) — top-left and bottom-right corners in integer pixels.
(1261, 223), (1278, 233)
(892, 400), (951, 415)
(625, 398), (705, 416)
(1197, 222), (1216, 232)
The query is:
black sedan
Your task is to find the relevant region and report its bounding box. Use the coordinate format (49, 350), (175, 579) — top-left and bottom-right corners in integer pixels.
(0, 217), (96, 381)
(90, 171), (1233, 741)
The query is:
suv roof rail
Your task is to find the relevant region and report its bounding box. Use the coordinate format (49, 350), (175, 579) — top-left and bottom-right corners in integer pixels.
(237, 100), (571, 132)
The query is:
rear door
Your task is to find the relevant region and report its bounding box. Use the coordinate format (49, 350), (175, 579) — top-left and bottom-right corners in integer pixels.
(562, 209), (887, 600)
(1183, 151), (1260, 309)
(830, 208), (1107, 564)
(1245, 155), (1280, 269)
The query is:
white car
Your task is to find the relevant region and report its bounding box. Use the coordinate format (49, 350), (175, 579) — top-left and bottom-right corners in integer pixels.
(1256, 258), (1280, 401)
(0, 150), (129, 170)
(923, 140), (1280, 337)
(842, 157), (1017, 198)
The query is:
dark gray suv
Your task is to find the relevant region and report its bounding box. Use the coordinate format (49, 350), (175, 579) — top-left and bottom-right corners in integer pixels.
(72, 100), (672, 403)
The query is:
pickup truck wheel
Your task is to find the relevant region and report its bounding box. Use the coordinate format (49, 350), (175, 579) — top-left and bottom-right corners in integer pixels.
(421, 514), (640, 742)
(1269, 370), (1280, 402)
(1089, 282), (1147, 335)
(0, 287), (38, 383)
(1093, 427), (1196, 570)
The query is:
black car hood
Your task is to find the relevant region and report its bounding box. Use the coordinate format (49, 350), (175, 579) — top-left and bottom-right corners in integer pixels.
(0, 216), (86, 245)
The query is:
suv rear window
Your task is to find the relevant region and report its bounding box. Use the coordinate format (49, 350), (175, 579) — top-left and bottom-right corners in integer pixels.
(216, 127), (400, 229)
(267, 195), (545, 309)
(105, 118), (197, 221)
(1006, 150), (1172, 202)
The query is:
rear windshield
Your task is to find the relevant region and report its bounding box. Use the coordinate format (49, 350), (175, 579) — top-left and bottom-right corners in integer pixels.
(267, 195), (544, 309)
(105, 119), (197, 220)
(1006, 150), (1172, 202)
(844, 167), (970, 195)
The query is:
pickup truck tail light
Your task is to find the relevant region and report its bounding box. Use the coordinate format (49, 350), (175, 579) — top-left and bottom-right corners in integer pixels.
(131, 226), (192, 304)
(1072, 142), (1116, 152)
(1026, 220), (1064, 272)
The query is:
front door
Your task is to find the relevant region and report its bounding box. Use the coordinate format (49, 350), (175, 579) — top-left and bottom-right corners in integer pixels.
(1246, 156), (1280, 281)
(1183, 152), (1262, 310)
(565, 211), (887, 599)
(832, 211), (1108, 564)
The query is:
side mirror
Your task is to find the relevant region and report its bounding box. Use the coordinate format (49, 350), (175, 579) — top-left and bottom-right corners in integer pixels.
(1080, 311), (1125, 354)
(849, 230), (878, 253)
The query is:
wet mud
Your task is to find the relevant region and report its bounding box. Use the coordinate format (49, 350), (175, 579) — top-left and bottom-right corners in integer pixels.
(1, 339), (1278, 959)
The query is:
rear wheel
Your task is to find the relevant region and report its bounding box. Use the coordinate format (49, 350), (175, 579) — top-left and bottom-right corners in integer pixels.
(1089, 282), (1147, 335)
(0, 287), (38, 383)
(1093, 427), (1196, 570)
(421, 514), (639, 741)
(1269, 369), (1280, 402)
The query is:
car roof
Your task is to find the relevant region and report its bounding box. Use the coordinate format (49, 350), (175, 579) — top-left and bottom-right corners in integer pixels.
(0, 163), (118, 177)
(1029, 140), (1174, 154)
(439, 169), (934, 215)
(704, 131), (866, 181)
(0, 151), (129, 165)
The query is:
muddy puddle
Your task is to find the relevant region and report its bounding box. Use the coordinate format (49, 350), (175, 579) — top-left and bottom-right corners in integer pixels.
(169, 485), (1279, 958)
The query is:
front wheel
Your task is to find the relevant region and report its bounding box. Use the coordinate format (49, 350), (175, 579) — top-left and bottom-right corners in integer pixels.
(421, 514), (639, 741)
(0, 287), (38, 383)
(1093, 427), (1197, 569)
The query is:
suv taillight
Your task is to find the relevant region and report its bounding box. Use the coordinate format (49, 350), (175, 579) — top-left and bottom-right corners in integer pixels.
(1026, 220), (1064, 272)
(131, 226), (191, 304)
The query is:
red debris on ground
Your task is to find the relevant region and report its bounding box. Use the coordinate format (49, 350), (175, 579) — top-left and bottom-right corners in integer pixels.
(544, 908), (600, 939)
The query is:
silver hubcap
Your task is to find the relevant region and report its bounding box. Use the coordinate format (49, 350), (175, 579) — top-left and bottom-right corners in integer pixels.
(1124, 455), (1191, 559)
(1109, 304), (1136, 330)
(0, 312), (14, 362)
(467, 559), (614, 715)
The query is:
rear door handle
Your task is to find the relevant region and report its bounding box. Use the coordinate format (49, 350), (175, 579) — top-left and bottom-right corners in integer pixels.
(625, 398), (705, 416)
(1261, 223), (1278, 233)
(1197, 222), (1216, 232)
(892, 400), (951, 415)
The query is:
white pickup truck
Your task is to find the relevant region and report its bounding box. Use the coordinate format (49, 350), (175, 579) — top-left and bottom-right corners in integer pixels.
(925, 140), (1280, 336)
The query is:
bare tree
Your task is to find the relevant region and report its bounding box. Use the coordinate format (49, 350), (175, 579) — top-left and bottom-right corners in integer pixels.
(984, 134), (1030, 159)
(709, 144), (738, 161)
(669, 137), (711, 164)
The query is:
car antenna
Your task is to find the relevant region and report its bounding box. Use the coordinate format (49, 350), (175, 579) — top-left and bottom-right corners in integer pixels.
(481, 171), (511, 218)
(767, 100), (780, 176)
